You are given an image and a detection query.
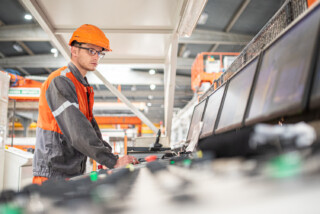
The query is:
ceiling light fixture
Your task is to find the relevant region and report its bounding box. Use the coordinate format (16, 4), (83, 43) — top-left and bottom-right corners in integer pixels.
(149, 69), (156, 75)
(131, 85), (137, 91)
(51, 48), (58, 57)
(13, 43), (23, 53)
(24, 14), (33, 20)
(50, 48), (57, 53)
(150, 84), (156, 90)
(182, 49), (191, 58)
(139, 102), (145, 110)
(197, 12), (208, 25)
(147, 103), (152, 107)
(148, 95), (154, 100)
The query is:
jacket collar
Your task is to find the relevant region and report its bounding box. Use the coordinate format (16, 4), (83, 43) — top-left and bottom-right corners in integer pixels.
(68, 62), (91, 87)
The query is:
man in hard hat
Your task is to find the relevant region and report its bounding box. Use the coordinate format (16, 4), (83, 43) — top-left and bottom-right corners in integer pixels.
(33, 24), (139, 185)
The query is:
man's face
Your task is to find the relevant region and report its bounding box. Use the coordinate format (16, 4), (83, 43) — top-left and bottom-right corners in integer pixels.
(72, 43), (104, 72)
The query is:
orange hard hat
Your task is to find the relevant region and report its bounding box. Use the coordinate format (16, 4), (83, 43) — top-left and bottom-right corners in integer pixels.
(69, 24), (112, 51)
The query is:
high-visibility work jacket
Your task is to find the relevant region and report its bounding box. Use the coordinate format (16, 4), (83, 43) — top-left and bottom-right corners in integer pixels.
(33, 62), (117, 178)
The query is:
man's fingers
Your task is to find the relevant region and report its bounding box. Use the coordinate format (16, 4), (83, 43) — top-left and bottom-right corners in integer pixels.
(131, 157), (139, 164)
(121, 155), (139, 165)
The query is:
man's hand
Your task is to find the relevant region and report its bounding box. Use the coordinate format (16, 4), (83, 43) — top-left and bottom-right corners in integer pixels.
(114, 155), (139, 168)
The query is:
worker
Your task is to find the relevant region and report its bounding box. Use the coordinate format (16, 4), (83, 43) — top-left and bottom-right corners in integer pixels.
(32, 24), (139, 185)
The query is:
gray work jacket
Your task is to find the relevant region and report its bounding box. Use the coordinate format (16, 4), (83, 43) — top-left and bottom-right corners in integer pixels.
(33, 62), (117, 178)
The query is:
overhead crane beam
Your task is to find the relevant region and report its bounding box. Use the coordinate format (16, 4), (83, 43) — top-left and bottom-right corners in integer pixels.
(179, 29), (253, 45)
(0, 54), (195, 73)
(0, 24), (253, 45)
(0, 24), (50, 42)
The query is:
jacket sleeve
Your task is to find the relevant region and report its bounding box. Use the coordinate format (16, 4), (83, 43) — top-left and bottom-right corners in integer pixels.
(91, 117), (112, 150)
(46, 76), (118, 168)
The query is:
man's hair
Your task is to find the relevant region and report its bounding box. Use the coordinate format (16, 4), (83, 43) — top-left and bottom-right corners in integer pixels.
(71, 40), (82, 47)
(70, 41), (82, 57)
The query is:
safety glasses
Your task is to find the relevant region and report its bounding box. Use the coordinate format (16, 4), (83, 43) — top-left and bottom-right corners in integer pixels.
(76, 46), (105, 59)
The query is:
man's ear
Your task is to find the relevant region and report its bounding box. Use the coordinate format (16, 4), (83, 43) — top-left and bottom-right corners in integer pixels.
(71, 46), (78, 58)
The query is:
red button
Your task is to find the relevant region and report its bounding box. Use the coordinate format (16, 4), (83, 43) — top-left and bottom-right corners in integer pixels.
(145, 155), (158, 162)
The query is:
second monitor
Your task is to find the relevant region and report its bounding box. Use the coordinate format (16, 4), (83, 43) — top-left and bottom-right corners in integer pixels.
(200, 84), (226, 139)
(215, 57), (259, 134)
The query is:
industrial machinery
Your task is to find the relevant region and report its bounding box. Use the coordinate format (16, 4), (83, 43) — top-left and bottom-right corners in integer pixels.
(191, 52), (239, 92)
(4, 71), (42, 101)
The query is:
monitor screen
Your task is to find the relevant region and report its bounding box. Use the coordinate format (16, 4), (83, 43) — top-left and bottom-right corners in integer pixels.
(246, 7), (320, 125)
(310, 48), (320, 109)
(200, 84), (226, 139)
(216, 57), (258, 133)
(186, 99), (207, 142)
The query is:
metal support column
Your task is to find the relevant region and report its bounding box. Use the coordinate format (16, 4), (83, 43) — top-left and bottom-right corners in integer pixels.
(164, 33), (179, 140)
(11, 100), (16, 147)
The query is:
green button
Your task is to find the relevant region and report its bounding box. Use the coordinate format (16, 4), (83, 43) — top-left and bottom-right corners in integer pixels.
(0, 205), (22, 214)
(268, 152), (301, 178)
(183, 159), (192, 167)
(90, 171), (98, 182)
(170, 160), (175, 165)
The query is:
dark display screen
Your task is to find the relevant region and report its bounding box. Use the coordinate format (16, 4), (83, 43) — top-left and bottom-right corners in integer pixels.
(200, 85), (225, 138)
(310, 48), (320, 109)
(216, 58), (258, 133)
(186, 99), (206, 142)
(246, 7), (320, 124)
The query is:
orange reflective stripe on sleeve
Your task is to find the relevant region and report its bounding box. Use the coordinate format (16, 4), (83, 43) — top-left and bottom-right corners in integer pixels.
(32, 176), (48, 185)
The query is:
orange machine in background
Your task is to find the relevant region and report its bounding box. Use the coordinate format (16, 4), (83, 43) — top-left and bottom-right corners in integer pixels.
(95, 116), (142, 133)
(308, 0), (317, 7)
(191, 52), (239, 92)
(2, 71), (41, 152)
(1, 71), (42, 101)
